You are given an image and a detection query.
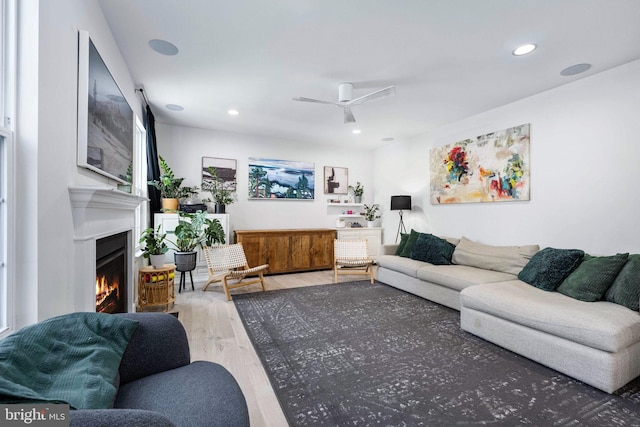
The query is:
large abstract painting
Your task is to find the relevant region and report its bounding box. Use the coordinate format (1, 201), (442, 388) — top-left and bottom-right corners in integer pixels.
(248, 158), (315, 199)
(430, 124), (530, 204)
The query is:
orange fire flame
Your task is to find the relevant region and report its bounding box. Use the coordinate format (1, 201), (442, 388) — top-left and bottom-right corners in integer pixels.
(96, 275), (120, 308)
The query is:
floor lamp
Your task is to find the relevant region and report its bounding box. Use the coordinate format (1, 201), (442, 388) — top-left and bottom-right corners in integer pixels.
(391, 195), (412, 243)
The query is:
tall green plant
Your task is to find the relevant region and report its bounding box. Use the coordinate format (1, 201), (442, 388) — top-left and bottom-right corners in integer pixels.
(148, 156), (185, 199)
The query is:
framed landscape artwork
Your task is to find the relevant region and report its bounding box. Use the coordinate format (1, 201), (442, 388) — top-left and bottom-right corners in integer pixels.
(248, 157), (315, 199)
(77, 30), (134, 184)
(430, 123), (531, 204)
(323, 166), (348, 194)
(202, 157), (237, 190)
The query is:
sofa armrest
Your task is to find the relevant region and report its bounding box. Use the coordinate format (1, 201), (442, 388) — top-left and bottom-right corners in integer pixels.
(70, 409), (177, 427)
(116, 313), (191, 385)
(381, 244), (399, 255)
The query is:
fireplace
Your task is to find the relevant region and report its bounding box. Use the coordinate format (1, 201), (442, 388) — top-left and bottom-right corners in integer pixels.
(96, 232), (128, 313)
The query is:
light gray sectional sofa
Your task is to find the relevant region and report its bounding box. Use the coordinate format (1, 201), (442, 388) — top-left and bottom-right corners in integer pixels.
(376, 234), (640, 393)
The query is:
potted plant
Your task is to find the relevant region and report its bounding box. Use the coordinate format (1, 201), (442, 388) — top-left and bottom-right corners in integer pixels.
(202, 167), (235, 213)
(117, 162), (133, 193)
(139, 225), (169, 268)
(171, 210), (226, 272)
(349, 182), (364, 203)
(363, 203), (380, 227)
(148, 156), (185, 212)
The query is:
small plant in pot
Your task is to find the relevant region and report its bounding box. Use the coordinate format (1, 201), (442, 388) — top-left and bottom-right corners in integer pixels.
(139, 225), (169, 268)
(364, 203), (380, 227)
(202, 167), (235, 213)
(148, 156), (185, 212)
(171, 210), (226, 273)
(348, 182), (364, 203)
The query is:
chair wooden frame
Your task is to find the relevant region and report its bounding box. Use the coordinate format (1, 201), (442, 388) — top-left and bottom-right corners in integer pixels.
(203, 243), (268, 300)
(333, 239), (375, 284)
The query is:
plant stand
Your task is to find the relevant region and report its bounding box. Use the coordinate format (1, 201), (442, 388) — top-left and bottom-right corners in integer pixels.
(174, 251), (197, 292)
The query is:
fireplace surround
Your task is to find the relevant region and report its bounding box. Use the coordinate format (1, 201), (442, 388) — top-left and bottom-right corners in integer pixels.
(69, 186), (146, 313)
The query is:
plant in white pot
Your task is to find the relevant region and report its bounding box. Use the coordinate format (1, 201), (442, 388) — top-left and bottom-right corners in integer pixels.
(364, 203), (381, 228)
(348, 182), (364, 203)
(139, 225), (169, 268)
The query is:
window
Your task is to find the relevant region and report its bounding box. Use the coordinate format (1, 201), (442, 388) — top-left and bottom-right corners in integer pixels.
(0, 0), (16, 336)
(133, 116), (147, 253)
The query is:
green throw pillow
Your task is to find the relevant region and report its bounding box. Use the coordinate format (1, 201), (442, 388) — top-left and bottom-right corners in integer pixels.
(410, 233), (455, 265)
(518, 247), (585, 291)
(557, 253), (629, 302)
(395, 233), (410, 255)
(605, 254), (640, 311)
(399, 229), (420, 258)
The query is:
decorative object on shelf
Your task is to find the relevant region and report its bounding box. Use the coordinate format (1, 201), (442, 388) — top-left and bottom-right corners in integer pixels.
(391, 195), (412, 243)
(336, 218), (346, 228)
(364, 203), (381, 227)
(202, 167), (235, 213)
(148, 156), (187, 212)
(117, 163), (133, 193)
(248, 157), (315, 199)
(324, 166), (348, 194)
(139, 225), (169, 268)
(77, 30), (134, 185)
(430, 123), (530, 204)
(348, 181), (364, 203)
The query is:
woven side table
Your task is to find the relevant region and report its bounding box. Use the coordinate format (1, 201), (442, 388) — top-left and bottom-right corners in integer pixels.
(137, 264), (176, 312)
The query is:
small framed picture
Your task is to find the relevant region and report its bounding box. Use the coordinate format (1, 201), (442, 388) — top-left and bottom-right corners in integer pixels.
(324, 166), (348, 194)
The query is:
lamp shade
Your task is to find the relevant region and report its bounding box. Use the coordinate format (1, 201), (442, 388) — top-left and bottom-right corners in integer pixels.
(391, 195), (412, 211)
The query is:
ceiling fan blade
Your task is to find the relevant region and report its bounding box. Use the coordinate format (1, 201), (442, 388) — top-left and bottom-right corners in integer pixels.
(347, 85), (395, 106)
(292, 97), (338, 106)
(343, 107), (356, 124)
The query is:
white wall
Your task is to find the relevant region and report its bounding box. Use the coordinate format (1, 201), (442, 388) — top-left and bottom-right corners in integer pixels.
(156, 124), (375, 233)
(375, 59), (640, 254)
(14, 0), (143, 326)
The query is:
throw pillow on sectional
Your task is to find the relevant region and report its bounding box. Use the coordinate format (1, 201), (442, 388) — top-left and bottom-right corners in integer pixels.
(518, 247), (585, 291)
(556, 253), (629, 302)
(395, 233), (410, 256)
(410, 233), (456, 265)
(399, 229), (420, 258)
(605, 254), (640, 311)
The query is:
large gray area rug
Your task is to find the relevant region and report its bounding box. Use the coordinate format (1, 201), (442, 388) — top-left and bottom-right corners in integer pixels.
(233, 281), (640, 426)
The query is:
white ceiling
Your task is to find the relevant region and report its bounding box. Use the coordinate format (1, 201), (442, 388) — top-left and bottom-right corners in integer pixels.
(98, 0), (640, 149)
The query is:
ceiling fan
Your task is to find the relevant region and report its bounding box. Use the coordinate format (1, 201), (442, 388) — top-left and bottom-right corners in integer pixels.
(293, 82), (395, 124)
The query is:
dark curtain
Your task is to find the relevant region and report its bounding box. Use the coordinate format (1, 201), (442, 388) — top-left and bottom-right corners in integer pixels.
(144, 104), (161, 224)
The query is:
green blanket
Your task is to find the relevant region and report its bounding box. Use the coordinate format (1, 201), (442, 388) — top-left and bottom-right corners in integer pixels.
(0, 312), (138, 409)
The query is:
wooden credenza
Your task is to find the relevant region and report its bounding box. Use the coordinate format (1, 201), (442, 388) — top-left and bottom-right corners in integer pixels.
(234, 229), (336, 274)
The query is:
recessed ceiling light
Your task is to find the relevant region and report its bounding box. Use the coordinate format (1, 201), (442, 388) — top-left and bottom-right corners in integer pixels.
(512, 44), (536, 56)
(382, 137), (395, 142)
(228, 109), (240, 116)
(165, 104), (184, 111)
(352, 129), (361, 135)
(560, 63), (592, 76)
(149, 39), (179, 56)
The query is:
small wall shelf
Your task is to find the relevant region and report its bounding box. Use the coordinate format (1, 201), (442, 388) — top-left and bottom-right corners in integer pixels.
(327, 203), (363, 207)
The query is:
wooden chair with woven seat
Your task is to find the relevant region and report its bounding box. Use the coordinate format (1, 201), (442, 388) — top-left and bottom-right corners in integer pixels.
(333, 239), (375, 284)
(202, 243), (269, 300)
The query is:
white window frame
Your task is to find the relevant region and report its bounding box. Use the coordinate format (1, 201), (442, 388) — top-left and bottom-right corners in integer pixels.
(0, 0), (16, 337)
(133, 116), (147, 254)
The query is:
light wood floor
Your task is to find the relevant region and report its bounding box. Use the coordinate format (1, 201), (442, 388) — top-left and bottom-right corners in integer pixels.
(174, 268), (375, 427)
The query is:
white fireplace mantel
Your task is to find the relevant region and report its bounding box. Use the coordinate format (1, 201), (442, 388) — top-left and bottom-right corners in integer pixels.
(69, 186), (147, 313)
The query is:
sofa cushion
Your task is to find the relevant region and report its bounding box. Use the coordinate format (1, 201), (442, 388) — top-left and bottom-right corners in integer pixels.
(410, 234), (455, 265)
(115, 361), (249, 427)
(605, 254), (640, 311)
(451, 236), (539, 275)
(416, 264), (516, 292)
(518, 247), (585, 291)
(460, 280), (640, 353)
(376, 255), (429, 278)
(395, 233), (410, 255)
(399, 229), (420, 257)
(557, 253), (629, 302)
